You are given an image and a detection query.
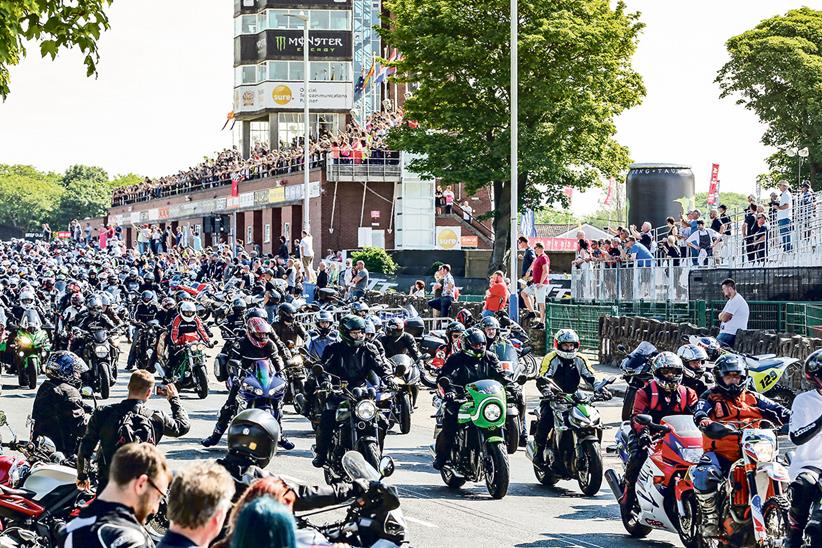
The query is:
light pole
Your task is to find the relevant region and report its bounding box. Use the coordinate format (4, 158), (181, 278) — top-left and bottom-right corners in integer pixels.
(285, 12), (311, 234)
(509, 0), (518, 318)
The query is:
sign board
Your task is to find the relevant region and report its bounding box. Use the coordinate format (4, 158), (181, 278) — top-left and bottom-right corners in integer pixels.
(357, 227), (372, 248)
(260, 30), (353, 59)
(234, 81), (352, 113)
(264, 0), (352, 7)
(460, 235), (479, 248)
(527, 237), (577, 252)
(370, 210), (380, 219)
(436, 226), (461, 250)
(56, 231), (71, 239)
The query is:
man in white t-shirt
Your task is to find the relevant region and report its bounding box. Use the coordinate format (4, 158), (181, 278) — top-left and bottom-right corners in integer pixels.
(777, 180), (793, 252)
(717, 278), (749, 347)
(785, 349), (822, 548)
(299, 230), (315, 280)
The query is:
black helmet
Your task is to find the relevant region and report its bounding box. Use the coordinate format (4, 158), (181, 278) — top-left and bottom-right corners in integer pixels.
(278, 302), (297, 323)
(351, 302), (370, 317)
(231, 297), (247, 315)
(386, 317), (404, 339)
(461, 328), (487, 359)
(267, 289), (282, 306)
(144, 272), (155, 283)
(141, 290), (155, 304)
(315, 310), (334, 336)
(245, 307), (267, 321)
(227, 408), (281, 467)
(651, 351), (684, 392)
(339, 314), (366, 347)
(404, 317), (425, 339)
(44, 351), (89, 387)
(714, 354), (748, 397)
(445, 321), (466, 339)
(804, 349), (822, 389)
(86, 295), (103, 314)
(480, 316), (500, 341)
(690, 336), (722, 362)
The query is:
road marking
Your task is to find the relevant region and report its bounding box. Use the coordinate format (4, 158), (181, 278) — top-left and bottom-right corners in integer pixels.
(405, 515), (437, 528)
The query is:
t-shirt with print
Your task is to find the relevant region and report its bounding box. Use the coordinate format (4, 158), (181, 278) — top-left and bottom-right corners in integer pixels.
(440, 273), (455, 298)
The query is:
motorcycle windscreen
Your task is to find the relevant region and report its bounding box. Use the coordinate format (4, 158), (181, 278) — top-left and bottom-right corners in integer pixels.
(93, 329), (108, 343)
(19, 309), (42, 331)
(630, 341), (657, 357)
(342, 450), (381, 482)
(254, 359), (275, 387)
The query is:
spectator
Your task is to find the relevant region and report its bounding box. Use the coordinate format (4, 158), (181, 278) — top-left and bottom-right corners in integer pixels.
(99, 224), (109, 251)
(717, 278), (749, 347)
(777, 180), (793, 252)
(686, 219), (720, 265)
(64, 443), (172, 548)
(175, 226), (183, 249)
(521, 242), (549, 327)
(799, 181), (816, 241)
(752, 212), (769, 261)
(518, 236), (535, 278)
(409, 280), (426, 297)
(428, 263), (455, 317)
(162, 226), (171, 253)
(573, 232), (592, 269)
(299, 230), (314, 276)
(84, 222), (92, 244)
(42, 223), (51, 241)
(768, 191), (780, 227)
(435, 189), (444, 215)
(461, 200), (473, 222)
(661, 235), (681, 265)
(717, 205), (732, 236)
(606, 238), (623, 267)
(277, 236), (289, 262)
(742, 203), (758, 262)
(229, 497), (297, 548)
(443, 186), (455, 214)
(709, 209), (722, 233)
(590, 239), (604, 262)
(292, 239), (301, 260)
(182, 224), (192, 248)
(630, 222), (653, 250)
(315, 261), (329, 291)
(157, 462), (235, 548)
(349, 260), (369, 300)
(193, 230), (203, 252)
(625, 236), (653, 267)
(483, 270), (509, 317)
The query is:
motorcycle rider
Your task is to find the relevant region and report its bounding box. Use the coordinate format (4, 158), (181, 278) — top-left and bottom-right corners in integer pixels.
(202, 317), (292, 450)
(271, 302), (308, 349)
(169, 300), (212, 353)
(442, 321), (465, 359)
(350, 301), (370, 318)
(692, 354), (791, 538)
(56, 292), (85, 350)
(620, 352), (698, 509)
(379, 318), (421, 362)
(311, 315), (396, 468)
(533, 329), (606, 467)
(676, 343), (712, 395)
(127, 290), (160, 371)
(480, 315), (501, 349)
(71, 295), (118, 356)
(433, 328), (510, 470)
(306, 310), (338, 362)
(31, 351), (92, 456)
(784, 349), (822, 548)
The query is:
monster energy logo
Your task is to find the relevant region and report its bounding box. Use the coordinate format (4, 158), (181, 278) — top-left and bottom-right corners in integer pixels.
(275, 35), (286, 50)
(272, 34), (344, 52)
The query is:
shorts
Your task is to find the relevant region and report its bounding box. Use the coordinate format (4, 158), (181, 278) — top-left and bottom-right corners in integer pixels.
(524, 283), (547, 304)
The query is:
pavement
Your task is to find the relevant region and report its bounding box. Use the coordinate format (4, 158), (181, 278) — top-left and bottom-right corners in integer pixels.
(0, 345), (680, 548)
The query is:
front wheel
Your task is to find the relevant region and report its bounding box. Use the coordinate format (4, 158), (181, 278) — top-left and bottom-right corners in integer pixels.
(484, 442), (510, 499)
(622, 386), (637, 422)
(504, 415), (520, 454)
(398, 393), (412, 435)
(577, 440), (603, 496)
(99, 364), (111, 400)
(359, 440), (381, 471)
(420, 364), (439, 389)
(762, 495), (791, 542)
(194, 367), (209, 399)
(26, 358), (38, 390)
(676, 491), (701, 548)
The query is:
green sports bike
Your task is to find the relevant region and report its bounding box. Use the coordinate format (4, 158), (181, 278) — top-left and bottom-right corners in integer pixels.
(433, 377), (518, 499)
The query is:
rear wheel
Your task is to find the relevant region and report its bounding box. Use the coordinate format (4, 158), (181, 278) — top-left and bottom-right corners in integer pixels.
(620, 498), (652, 538)
(194, 367), (209, 399)
(577, 440), (603, 496)
(484, 442), (510, 499)
(504, 416), (520, 454)
(398, 393), (412, 434)
(99, 364), (111, 400)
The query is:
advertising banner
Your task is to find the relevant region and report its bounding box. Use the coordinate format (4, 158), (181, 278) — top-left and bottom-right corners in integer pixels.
(436, 226), (461, 250)
(527, 237), (577, 252)
(261, 30), (352, 59)
(234, 81), (352, 112)
(707, 163), (720, 206)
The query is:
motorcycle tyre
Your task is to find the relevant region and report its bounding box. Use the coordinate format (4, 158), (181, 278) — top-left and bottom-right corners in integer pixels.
(441, 466), (466, 488)
(534, 461), (559, 487)
(577, 441), (603, 496)
(621, 386), (637, 422)
(620, 498), (652, 538)
(26, 359), (37, 390)
(420, 365), (438, 389)
(359, 440), (381, 471)
(99, 364), (111, 400)
(504, 416), (520, 455)
(523, 353), (538, 379)
(398, 393), (412, 435)
(484, 442), (510, 499)
(194, 367), (209, 399)
(676, 491), (701, 548)
(762, 495), (791, 541)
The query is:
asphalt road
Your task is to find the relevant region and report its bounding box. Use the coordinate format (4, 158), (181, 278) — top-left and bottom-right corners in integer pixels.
(0, 343), (681, 548)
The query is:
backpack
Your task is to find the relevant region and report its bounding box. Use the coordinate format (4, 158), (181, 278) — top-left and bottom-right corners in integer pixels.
(114, 404), (156, 448)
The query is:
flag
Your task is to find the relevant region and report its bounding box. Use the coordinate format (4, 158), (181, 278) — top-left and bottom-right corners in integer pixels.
(603, 177), (615, 207)
(231, 174), (243, 197)
(221, 111), (235, 131)
(520, 208), (537, 238)
(375, 63), (387, 85)
(387, 50), (402, 77)
(362, 61), (376, 90)
(707, 163), (720, 205)
(562, 186), (574, 206)
(353, 71), (365, 99)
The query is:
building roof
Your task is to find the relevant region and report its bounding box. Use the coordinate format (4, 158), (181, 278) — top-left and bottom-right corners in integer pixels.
(535, 223), (612, 241)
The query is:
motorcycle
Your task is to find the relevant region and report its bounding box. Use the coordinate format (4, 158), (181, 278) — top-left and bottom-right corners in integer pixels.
(283, 339), (308, 413)
(13, 310), (51, 390)
(605, 414), (705, 546)
(618, 341), (658, 421)
(742, 354), (798, 408)
(525, 377), (614, 496)
(213, 323), (242, 386)
(130, 319), (163, 372)
(432, 377), (511, 499)
(417, 333), (449, 389)
(232, 357), (287, 417)
(679, 420), (791, 547)
(491, 340), (526, 454)
(73, 324), (124, 400)
(388, 354), (419, 435)
(310, 365), (386, 485)
(296, 451), (406, 547)
(508, 334), (538, 379)
(162, 338), (210, 399)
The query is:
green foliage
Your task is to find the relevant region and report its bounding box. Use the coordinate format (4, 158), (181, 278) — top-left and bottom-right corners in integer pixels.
(109, 173), (143, 189)
(716, 8), (822, 190)
(0, 0), (113, 99)
(61, 164), (108, 187)
(0, 165), (63, 230)
(694, 191), (749, 214)
(380, 0), (645, 272)
(55, 166), (111, 226)
(350, 247), (398, 275)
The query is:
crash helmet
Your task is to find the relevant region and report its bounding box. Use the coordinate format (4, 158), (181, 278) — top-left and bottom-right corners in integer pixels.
(267, 289), (282, 306)
(247, 317), (272, 348)
(385, 317), (404, 339)
(161, 296), (176, 310)
(245, 307), (267, 321)
(7, 277), (19, 291)
(278, 302), (297, 324)
(339, 314), (366, 347)
(480, 316), (500, 343)
(690, 336), (722, 362)
(231, 297), (247, 316)
(461, 328), (487, 359)
(651, 351), (684, 392)
(804, 349), (822, 389)
(144, 272), (155, 283)
(677, 344), (709, 378)
(141, 290), (156, 304)
(179, 301), (197, 321)
(129, 267), (139, 277)
(404, 317), (425, 339)
(455, 309), (474, 328)
(713, 354), (748, 397)
(175, 290), (193, 303)
(44, 351), (89, 387)
(227, 408), (281, 467)
(445, 321), (466, 342)
(553, 329), (581, 360)
(350, 301), (370, 318)
(364, 319), (377, 340)
(19, 290), (35, 309)
(70, 293), (85, 308)
(315, 310), (334, 336)
(86, 295), (103, 315)
(99, 292), (112, 308)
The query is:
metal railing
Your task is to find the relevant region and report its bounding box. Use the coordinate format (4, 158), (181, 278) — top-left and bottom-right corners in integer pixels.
(325, 152), (402, 182)
(571, 259), (692, 302)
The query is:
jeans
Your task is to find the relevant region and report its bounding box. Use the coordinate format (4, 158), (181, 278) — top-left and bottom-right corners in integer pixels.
(481, 309), (496, 318)
(716, 332), (736, 348)
(428, 296), (454, 317)
(778, 218), (793, 252)
(265, 304), (277, 324)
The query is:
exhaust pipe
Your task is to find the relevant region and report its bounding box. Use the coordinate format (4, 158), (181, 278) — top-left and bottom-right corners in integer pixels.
(604, 469), (624, 500)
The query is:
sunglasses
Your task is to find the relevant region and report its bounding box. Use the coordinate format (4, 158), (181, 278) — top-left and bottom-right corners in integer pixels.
(146, 476), (167, 504)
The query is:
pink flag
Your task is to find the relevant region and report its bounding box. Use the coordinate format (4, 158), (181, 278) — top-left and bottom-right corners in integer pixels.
(707, 164), (720, 205)
(603, 177), (615, 207)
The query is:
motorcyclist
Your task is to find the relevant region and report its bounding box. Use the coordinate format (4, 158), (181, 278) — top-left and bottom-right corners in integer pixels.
(312, 315), (395, 468)
(169, 301), (211, 348)
(620, 352), (698, 509)
(480, 315), (501, 349)
(127, 290), (160, 371)
(379, 317), (421, 362)
(120, 268), (142, 299)
(432, 328), (510, 470)
(481, 315), (526, 446)
(692, 354), (791, 538)
(442, 321), (465, 359)
(306, 310), (339, 362)
(532, 329), (606, 467)
(676, 343), (711, 395)
(202, 317), (292, 450)
(784, 349), (822, 548)
(350, 301), (370, 318)
(56, 292), (85, 350)
(139, 271), (161, 294)
(31, 351), (92, 456)
(272, 302), (308, 350)
(71, 295), (118, 356)
(364, 319), (386, 361)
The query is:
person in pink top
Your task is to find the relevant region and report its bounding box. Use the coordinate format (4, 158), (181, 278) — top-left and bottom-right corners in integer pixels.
(443, 186), (455, 214)
(98, 225), (108, 250)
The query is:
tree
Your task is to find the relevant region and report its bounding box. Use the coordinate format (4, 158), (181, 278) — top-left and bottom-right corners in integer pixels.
(61, 164), (108, 187)
(54, 164), (110, 227)
(380, 0), (644, 273)
(694, 191), (749, 214)
(0, 0), (113, 99)
(110, 173), (143, 189)
(0, 165), (63, 230)
(716, 8), (822, 190)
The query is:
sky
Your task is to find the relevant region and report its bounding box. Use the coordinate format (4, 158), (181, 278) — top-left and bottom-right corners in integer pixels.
(0, 1), (819, 214)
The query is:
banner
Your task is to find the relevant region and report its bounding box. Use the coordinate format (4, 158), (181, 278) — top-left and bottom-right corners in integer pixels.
(262, 30), (352, 59)
(707, 163), (720, 205)
(234, 81), (353, 113)
(526, 237), (577, 252)
(603, 177), (616, 207)
(436, 226), (461, 250)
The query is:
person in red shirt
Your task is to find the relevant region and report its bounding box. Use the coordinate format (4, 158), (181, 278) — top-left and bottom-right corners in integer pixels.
(521, 242), (549, 328)
(482, 270), (509, 317)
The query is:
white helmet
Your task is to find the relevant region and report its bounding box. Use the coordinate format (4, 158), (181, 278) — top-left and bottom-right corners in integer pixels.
(19, 290), (35, 309)
(180, 301), (197, 321)
(676, 344), (708, 378)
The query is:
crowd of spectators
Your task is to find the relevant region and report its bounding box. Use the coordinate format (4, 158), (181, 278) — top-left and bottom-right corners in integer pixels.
(112, 111), (404, 206)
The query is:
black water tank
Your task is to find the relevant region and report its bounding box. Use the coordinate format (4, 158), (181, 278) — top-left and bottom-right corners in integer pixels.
(626, 163), (695, 232)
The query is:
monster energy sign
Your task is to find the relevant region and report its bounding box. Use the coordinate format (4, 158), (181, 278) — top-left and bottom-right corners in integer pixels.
(264, 30), (352, 59)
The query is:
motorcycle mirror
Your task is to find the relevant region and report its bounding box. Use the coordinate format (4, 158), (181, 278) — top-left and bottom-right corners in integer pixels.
(394, 363), (407, 377)
(634, 414), (652, 426)
(80, 386), (94, 398)
(312, 364), (325, 376)
(616, 344), (626, 353)
(0, 411), (6, 427)
(378, 456), (396, 479)
(516, 375), (527, 385)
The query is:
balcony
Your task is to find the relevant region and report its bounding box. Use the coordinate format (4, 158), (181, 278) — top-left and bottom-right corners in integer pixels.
(325, 153), (401, 182)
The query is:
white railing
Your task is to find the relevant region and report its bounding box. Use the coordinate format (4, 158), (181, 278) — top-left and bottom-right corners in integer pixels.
(572, 260), (692, 302)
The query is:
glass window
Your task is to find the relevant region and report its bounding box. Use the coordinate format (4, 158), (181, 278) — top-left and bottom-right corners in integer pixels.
(234, 17), (243, 37)
(289, 61), (304, 82)
(329, 11), (349, 31)
(288, 11), (305, 29)
(310, 61), (329, 81)
(241, 14), (258, 34)
(310, 10), (329, 30)
(257, 63), (268, 82)
(329, 62), (350, 81)
(267, 9), (289, 29)
(241, 66), (257, 84)
(268, 61), (288, 81)
(258, 13), (267, 32)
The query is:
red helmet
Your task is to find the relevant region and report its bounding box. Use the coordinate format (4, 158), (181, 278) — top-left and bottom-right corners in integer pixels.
(247, 317), (272, 348)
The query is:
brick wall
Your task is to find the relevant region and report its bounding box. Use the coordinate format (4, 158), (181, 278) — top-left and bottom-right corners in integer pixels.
(320, 181), (396, 253)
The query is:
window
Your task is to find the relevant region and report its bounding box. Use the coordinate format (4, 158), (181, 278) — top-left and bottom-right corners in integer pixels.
(329, 62), (349, 81)
(257, 63), (268, 83)
(250, 121), (269, 147)
(263, 9), (350, 31)
(241, 14), (258, 34)
(267, 9), (289, 29)
(329, 10), (349, 31)
(235, 66), (257, 85)
(310, 61), (329, 81)
(247, 226), (253, 243)
(309, 11), (329, 30)
(268, 61), (288, 81)
(289, 61), (304, 82)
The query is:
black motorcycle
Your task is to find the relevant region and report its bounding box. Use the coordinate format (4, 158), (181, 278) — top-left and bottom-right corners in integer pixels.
(387, 354), (419, 435)
(73, 324), (124, 399)
(618, 341), (657, 420)
(130, 319), (164, 372)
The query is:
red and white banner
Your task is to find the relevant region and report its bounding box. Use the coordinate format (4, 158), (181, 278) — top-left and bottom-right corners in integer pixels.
(231, 176), (241, 198)
(527, 237), (578, 252)
(603, 177), (616, 207)
(707, 163), (720, 205)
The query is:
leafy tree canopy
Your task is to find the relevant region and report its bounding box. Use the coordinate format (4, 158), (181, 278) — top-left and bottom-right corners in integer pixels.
(0, 164), (63, 230)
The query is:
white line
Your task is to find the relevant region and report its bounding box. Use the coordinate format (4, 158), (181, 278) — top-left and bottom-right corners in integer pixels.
(405, 516), (437, 528)
(278, 473), (306, 483)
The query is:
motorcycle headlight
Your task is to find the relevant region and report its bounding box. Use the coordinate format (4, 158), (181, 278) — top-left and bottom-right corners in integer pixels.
(240, 382), (254, 393)
(680, 448), (704, 464)
(483, 403), (502, 422)
(254, 388), (264, 396)
(745, 441), (775, 463)
(94, 344), (109, 358)
(355, 400), (377, 421)
(18, 351), (25, 357)
(18, 336), (31, 349)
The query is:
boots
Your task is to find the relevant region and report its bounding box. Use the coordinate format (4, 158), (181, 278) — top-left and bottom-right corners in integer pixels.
(620, 483), (636, 509)
(533, 444), (546, 467)
(201, 429), (224, 447)
(695, 492), (720, 538)
(784, 527), (804, 548)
